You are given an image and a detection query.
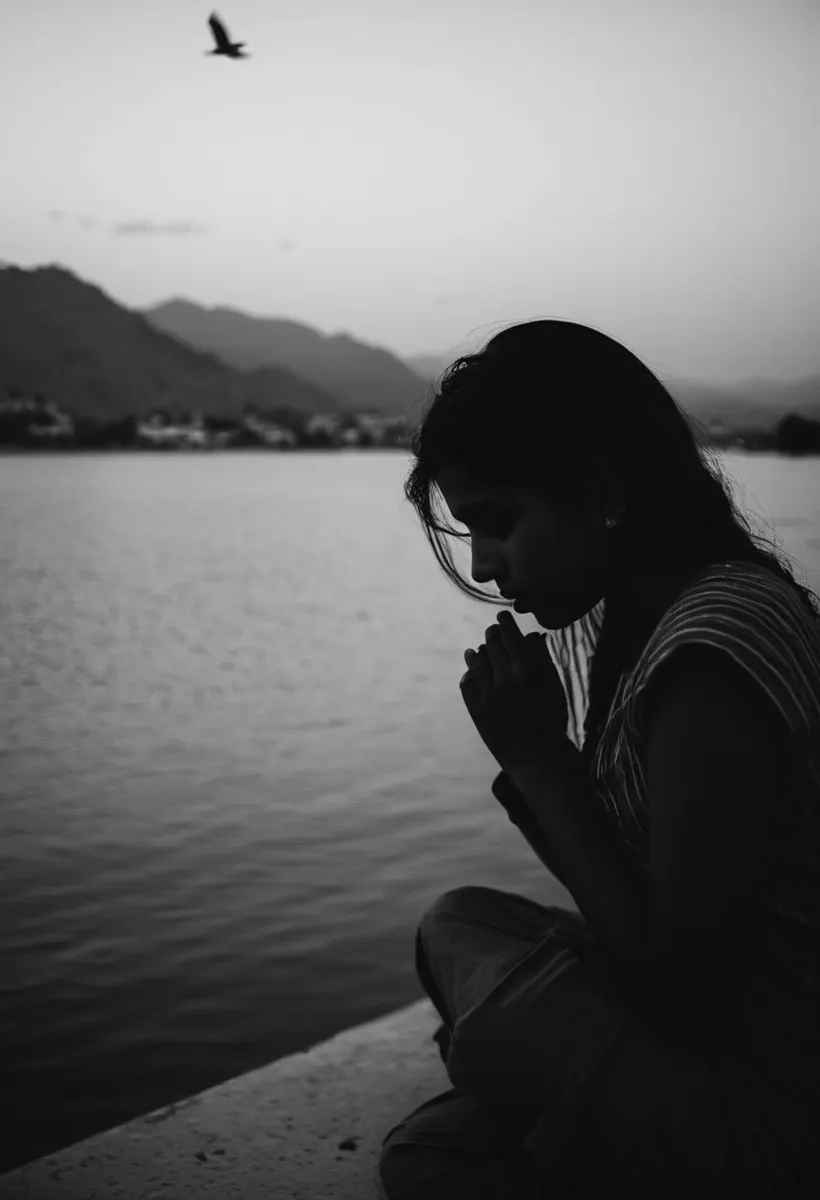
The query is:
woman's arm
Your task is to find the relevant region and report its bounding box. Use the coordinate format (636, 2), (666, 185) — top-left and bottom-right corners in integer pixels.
(491, 769), (572, 889)
(506, 647), (780, 1024)
(506, 744), (649, 964)
(641, 646), (780, 992)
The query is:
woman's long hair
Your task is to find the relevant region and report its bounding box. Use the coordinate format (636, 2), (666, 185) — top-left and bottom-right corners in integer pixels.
(403, 319), (820, 773)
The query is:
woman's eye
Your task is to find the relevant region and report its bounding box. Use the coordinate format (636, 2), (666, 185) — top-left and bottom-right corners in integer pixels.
(476, 517), (513, 538)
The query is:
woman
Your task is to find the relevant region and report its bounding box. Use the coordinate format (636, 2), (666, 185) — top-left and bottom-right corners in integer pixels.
(378, 320), (820, 1199)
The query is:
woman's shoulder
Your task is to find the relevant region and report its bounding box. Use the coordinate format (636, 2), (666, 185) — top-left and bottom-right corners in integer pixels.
(655, 558), (819, 642)
(676, 555), (807, 595)
(629, 558), (820, 746)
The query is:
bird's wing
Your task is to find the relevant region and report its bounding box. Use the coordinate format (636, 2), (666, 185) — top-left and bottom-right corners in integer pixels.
(208, 13), (231, 50)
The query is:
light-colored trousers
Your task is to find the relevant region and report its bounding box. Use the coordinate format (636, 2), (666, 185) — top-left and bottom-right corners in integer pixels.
(378, 884), (802, 1200)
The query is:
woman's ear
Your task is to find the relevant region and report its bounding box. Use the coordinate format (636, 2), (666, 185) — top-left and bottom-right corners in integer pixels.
(581, 455), (629, 526)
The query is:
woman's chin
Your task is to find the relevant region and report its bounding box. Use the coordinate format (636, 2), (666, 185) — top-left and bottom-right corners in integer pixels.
(535, 614), (560, 629)
(532, 602), (574, 630)
(514, 596), (573, 629)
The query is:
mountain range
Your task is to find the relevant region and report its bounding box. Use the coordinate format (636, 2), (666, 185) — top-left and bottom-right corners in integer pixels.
(2, 262), (818, 433)
(0, 266), (345, 421)
(145, 299), (428, 420)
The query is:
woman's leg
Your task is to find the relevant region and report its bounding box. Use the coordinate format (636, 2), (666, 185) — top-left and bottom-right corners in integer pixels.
(401, 884), (803, 1196)
(379, 1086), (545, 1200)
(415, 926), (454, 1065)
(415, 925), (454, 1030)
(415, 885), (590, 1074)
(416, 885), (588, 1028)
(380, 886), (598, 1197)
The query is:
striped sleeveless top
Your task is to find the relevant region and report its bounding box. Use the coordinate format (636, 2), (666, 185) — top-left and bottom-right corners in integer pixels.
(547, 559), (820, 1106)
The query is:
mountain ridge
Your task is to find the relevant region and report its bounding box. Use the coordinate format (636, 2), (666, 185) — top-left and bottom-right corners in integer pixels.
(0, 265), (346, 421)
(2, 262), (818, 433)
(144, 297), (429, 418)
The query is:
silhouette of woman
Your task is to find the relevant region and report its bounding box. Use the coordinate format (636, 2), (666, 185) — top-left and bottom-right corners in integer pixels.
(379, 320), (820, 1198)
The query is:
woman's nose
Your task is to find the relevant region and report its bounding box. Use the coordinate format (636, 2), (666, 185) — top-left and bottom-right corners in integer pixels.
(471, 547), (503, 585)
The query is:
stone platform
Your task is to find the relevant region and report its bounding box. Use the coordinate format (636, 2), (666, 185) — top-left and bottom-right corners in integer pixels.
(0, 998), (445, 1199)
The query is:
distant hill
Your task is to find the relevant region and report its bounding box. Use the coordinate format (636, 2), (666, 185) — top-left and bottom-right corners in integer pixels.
(0, 265), (343, 421)
(4, 262), (818, 435)
(404, 353), (820, 434)
(661, 377), (820, 434)
(404, 353), (454, 385)
(144, 299), (429, 420)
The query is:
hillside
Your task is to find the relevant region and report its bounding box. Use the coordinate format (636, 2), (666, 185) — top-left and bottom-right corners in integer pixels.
(4, 263), (817, 436)
(403, 353), (454, 385)
(144, 299), (429, 419)
(0, 265), (343, 421)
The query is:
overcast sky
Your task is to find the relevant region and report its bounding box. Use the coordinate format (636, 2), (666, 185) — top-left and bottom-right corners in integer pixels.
(1, 0), (817, 382)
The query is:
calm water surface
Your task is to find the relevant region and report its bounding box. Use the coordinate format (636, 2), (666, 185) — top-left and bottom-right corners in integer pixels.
(1, 449), (818, 1171)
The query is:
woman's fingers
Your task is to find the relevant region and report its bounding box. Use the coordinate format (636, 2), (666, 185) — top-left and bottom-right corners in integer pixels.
(462, 644), (492, 693)
(494, 610), (534, 673)
(493, 612), (548, 679)
(463, 613), (540, 696)
(482, 623), (514, 684)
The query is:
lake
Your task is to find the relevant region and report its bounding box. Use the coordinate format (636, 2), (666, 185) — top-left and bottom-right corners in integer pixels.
(1, 448), (818, 1172)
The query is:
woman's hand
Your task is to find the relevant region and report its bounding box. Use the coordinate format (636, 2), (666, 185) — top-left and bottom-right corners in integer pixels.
(460, 610), (570, 776)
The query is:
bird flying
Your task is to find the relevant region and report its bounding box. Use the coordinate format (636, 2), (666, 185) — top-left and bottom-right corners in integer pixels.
(206, 12), (249, 59)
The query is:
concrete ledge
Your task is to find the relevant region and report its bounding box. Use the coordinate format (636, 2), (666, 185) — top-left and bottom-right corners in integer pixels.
(0, 999), (446, 1199)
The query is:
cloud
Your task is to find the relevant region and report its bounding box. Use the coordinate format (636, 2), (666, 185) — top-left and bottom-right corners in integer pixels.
(46, 211), (99, 231)
(112, 220), (208, 236)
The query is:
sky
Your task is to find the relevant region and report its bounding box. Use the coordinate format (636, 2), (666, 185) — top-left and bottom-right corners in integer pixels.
(1, 0), (818, 383)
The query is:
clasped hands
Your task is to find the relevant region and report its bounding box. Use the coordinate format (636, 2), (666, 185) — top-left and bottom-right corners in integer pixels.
(460, 610), (573, 779)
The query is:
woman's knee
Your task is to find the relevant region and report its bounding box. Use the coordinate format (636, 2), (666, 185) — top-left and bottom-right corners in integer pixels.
(379, 1140), (421, 1200)
(418, 885), (503, 945)
(378, 1091), (460, 1199)
(379, 1087), (537, 1199)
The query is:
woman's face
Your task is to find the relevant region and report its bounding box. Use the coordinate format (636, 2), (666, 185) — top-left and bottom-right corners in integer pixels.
(435, 459), (625, 629)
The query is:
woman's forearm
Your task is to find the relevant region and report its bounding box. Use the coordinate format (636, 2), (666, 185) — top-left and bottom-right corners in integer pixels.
(491, 771), (571, 888)
(505, 744), (723, 1042)
(506, 742), (650, 967)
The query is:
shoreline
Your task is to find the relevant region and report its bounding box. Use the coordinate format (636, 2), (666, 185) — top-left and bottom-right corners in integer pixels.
(1, 444), (812, 458)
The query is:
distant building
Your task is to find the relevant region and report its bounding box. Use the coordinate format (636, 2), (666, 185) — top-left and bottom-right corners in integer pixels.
(303, 413), (340, 438)
(0, 392), (74, 438)
(354, 413), (409, 446)
(136, 411), (209, 448)
(241, 411), (297, 448)
(27, 411), (74, 438)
